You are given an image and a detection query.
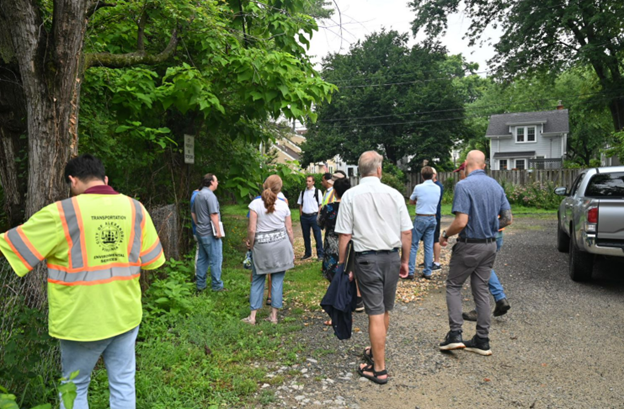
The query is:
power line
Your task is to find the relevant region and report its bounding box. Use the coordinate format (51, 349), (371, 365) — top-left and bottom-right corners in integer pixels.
(308, 93), (624, 129)
(311, 89), (617, 124)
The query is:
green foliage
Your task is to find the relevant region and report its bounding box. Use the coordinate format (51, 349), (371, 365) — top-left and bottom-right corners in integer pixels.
(0, 302), (58, 407)
(605, 130), (624, 163)
(460, 67), (614, 166)
(504, 181), (561, 210)
(410, 0), (624, 133)
(0, 379), (77, 409)
(144, 259), (195, 317)
(79, 0), (335, 206)
(302, 30), (472, 168)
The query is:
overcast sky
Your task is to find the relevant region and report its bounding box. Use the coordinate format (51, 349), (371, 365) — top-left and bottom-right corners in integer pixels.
(308, 0), (502, 74)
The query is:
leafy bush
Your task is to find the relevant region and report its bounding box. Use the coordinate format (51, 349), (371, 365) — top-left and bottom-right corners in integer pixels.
(504, 181), (561, 209)
(144, 259), (195, 317)
(381, 172), (405, 194)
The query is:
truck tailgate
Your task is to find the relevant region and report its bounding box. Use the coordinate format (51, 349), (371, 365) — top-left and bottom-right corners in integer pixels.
(598, 200), (624, 240)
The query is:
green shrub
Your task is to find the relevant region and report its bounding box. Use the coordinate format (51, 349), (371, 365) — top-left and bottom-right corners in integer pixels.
(504, 181), (560, 209)
(143, 259), (195, 317)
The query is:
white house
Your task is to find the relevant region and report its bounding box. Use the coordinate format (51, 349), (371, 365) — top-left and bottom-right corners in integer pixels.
(486, 108), (569, 170)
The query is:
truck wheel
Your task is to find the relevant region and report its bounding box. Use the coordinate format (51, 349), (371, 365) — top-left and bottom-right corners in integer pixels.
(568, 229), (593, 282)
(557, 213), (569, 253)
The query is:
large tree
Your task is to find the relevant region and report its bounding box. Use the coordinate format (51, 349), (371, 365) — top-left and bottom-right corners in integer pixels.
(0, 0), (333, 227)
(410, 0), (624, 134)
(302, 30), (473, 169)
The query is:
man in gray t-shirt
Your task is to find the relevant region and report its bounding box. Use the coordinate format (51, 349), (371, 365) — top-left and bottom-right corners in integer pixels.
(192, 174), (225, 291)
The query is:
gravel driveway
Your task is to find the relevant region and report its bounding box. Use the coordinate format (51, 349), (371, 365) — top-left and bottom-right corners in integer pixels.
(259, 215), (624, 408)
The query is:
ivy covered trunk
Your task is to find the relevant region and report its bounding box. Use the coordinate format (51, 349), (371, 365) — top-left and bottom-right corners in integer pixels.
(0, 0), (88, 305)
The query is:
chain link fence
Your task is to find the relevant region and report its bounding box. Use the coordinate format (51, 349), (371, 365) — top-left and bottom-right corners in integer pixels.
(0, 260), (59, 402)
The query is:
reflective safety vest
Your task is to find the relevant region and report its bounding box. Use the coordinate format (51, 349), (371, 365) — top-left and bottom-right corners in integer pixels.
(321, 187), (336, 207)
(0, 192), (165, 341)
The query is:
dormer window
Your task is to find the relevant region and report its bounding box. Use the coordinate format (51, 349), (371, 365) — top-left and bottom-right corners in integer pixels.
(516, 126), (536, 143)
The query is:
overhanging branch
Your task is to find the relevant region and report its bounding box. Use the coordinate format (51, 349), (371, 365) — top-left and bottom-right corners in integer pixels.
(84, 28), (177, 69)
(87, 1), (116, 18)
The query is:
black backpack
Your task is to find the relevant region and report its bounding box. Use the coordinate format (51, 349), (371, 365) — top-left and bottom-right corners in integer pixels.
(299, 187), (320, 208)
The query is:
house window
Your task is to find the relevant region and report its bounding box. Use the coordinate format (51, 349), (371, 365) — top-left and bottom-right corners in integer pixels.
(348, 167), (354, 177)
(515, 159), (526, 170)
(516, 126), (536, 143)
(499, 159), (508, 170)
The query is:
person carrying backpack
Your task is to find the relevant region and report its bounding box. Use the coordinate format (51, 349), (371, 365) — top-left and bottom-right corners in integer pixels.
(297, 175), (324, 260)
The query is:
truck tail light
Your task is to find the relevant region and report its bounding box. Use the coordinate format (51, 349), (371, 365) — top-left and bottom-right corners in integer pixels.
(587, 207), (598, 224)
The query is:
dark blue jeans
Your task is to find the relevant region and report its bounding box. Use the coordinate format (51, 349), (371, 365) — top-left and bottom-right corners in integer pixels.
(300, 214), (323, 258)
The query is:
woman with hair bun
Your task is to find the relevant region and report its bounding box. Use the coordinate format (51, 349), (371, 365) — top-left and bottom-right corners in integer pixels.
(242, 175), (295, 325)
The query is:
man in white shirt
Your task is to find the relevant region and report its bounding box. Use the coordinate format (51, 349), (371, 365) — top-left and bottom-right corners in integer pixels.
(297, 176), (324, 260)
(335, 151), (413, 385)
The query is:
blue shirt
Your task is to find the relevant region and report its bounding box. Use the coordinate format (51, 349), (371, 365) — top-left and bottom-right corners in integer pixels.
(435, 180), (444, 218)
(452, 169), (510, 239)
(410, 179), (441, 215)
(190, 190), (199, 236)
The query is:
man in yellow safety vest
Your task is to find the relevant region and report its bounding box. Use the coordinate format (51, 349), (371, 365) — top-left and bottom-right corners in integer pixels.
(0, 154), (165, 409)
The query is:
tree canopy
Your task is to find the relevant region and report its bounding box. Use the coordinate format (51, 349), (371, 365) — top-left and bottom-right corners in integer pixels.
(410, 0), (624, 132)
(0, 0), (336, 227)
(301, 30), (478, 170)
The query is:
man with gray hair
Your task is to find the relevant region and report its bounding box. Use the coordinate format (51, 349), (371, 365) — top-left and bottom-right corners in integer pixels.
(335, 151), (413, 384)
(439, 150), (512, 356)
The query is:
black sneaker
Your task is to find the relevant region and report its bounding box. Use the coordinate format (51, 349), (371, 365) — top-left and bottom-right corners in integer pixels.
(431, 263), (441, 271)
(464, 335), (492, 356)
(462, 310), (477, 322)
(493, 298), (511, 317)
(418, 262), (425, 268)
(301, 255), (312, 260)
(355, 297), (364, 312)
(421, 274), (431, 280)
(439, 330), (465, 351)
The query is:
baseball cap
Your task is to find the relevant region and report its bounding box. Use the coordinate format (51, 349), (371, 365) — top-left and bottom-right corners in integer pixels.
(453, 162), (466, 173)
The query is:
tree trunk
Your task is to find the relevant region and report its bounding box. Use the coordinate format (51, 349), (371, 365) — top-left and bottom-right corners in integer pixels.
(0, 13), (28, 229)
(0, 63), (28, 229)
(608, 96), (624, 132)
(1, 0), (86, 217)
(1, 0), (88, 306)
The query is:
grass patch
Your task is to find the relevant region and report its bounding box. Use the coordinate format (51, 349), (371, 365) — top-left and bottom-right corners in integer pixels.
(410, 203), (556, 218)
(85, 204), (328, 408)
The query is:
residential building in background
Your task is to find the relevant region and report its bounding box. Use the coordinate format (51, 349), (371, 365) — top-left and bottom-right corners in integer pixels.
(486, 107), (569, 170)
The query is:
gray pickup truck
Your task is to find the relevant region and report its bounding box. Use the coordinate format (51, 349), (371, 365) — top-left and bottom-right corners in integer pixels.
(555, 166), (624, 281)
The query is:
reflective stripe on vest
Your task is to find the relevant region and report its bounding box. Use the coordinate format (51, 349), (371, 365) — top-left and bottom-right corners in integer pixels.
(48, 265), (141, 286)
(127, 198), (144, 264)
(5, 226), (44, 270)
(140, 240), (163, 265)
(58, 198), (86, 269)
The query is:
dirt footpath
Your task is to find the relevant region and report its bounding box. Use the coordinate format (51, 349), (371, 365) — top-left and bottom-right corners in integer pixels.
(262, 216), (624, 409)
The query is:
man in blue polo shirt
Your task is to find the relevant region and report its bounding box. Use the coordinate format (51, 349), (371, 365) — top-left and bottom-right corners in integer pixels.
(438, 150), (512, 356)
(405, 166), (440, 279)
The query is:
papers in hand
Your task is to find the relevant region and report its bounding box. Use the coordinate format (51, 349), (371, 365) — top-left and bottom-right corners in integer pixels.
(211, 221), (225, 237)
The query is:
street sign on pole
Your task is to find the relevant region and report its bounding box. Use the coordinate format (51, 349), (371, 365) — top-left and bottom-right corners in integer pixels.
(184, 134), (195, 164)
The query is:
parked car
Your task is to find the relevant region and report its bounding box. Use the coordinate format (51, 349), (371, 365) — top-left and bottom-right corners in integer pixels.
(555, 166), (624, 281)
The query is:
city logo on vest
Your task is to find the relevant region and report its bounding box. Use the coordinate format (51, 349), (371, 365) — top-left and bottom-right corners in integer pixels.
(96, 221), (125, 252)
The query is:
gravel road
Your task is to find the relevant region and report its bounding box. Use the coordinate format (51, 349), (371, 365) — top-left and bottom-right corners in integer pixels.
(258, 215), (624, 409)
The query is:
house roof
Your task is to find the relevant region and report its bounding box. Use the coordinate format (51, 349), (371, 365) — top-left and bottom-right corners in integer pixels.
(493, 151), (536, 158)
(276, 144), (301, 161)
(486, 109), (569, 137)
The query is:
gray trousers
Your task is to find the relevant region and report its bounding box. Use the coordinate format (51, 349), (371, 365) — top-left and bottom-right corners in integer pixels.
(446, 241), (497, 338)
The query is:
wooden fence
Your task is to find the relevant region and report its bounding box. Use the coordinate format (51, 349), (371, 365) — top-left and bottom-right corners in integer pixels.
(349, 169), (582, 197)
(405, 169), (582, 195)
